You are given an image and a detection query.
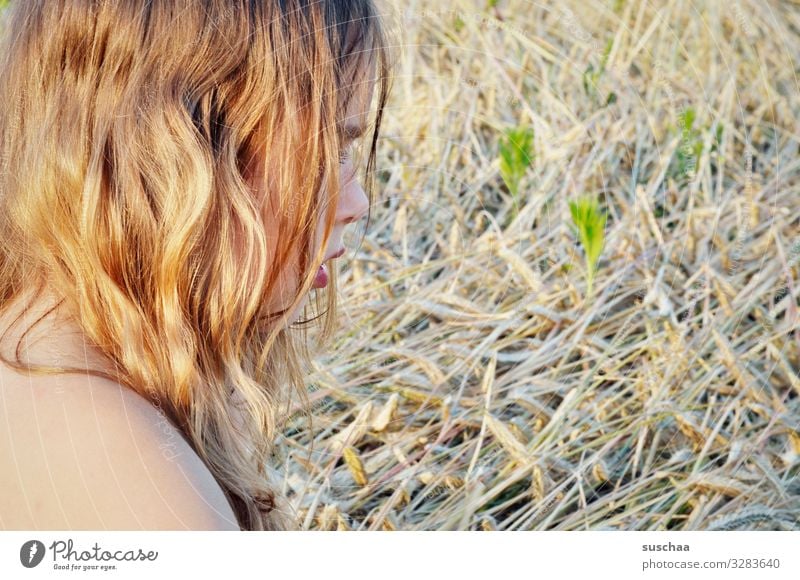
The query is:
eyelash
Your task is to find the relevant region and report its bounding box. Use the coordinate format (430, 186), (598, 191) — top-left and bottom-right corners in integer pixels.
(338, 148), (350, 164)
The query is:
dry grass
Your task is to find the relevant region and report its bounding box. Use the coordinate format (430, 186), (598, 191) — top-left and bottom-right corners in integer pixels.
(276, 0), (800, 531)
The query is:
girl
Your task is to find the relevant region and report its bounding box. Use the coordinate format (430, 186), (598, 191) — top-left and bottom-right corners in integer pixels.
(0, 0), (392, 531)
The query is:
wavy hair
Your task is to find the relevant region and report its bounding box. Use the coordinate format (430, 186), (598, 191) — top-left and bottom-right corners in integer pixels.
(0, 0), (392, 530)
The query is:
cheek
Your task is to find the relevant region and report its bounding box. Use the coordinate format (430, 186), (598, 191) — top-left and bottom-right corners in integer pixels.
(314, 184), (341, 253)
(314, 210), (327, 251)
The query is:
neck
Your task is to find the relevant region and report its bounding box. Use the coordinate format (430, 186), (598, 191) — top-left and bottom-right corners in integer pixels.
(0, 283), (114, 376)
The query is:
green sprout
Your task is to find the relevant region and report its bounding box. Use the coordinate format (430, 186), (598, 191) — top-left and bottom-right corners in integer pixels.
(669, 106), (704, 182)
(582, 63), (599, 101)
(568, 195), (607, 299)
(583, 39), (616, 107)
(498, 125), (535, 223)
(710, 122), (724, 154)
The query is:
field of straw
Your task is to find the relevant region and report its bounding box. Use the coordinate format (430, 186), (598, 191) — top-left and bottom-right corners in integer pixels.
(279, 0), (800, 530)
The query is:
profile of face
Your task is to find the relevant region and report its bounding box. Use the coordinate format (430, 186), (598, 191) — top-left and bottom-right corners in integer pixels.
(244, 59), (376, 326)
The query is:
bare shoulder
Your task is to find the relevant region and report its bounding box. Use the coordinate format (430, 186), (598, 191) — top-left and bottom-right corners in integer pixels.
(0, 368), (240, 530)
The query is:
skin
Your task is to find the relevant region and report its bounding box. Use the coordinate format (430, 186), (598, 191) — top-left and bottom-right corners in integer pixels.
(0, 61), (375, 530)
(0, 60), (375, 376)
(255, 59), (375, 325)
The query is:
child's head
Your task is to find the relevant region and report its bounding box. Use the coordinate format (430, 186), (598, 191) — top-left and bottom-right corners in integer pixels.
(0, 0), (393, 530)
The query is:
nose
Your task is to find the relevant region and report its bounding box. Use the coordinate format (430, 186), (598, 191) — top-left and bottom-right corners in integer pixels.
(336, 178), (369, 225)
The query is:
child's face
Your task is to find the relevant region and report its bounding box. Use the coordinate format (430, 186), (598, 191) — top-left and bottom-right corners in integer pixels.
(248, 58), (376, 326)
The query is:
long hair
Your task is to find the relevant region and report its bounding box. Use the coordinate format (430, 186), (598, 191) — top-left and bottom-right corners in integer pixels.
(0, 0), (392, 530)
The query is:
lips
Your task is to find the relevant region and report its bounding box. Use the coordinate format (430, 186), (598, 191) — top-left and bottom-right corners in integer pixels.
(312, 263), (328, 288)
(312, 247), (345, 289)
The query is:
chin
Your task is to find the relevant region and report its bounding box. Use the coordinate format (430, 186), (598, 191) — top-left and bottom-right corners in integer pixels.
(286, 295), (310, 326)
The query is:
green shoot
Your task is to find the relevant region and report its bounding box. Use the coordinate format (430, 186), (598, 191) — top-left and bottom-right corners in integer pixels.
(568, 195), (607, 299)
(669, 106), (703, 182)
(453, 14), (465, 34)
(583, 39), (616, 106)
(582, 63), (600, 102)
(498, 125), (534, 222)
(600, 38), (614, 70)
(710, 122), (724, 154)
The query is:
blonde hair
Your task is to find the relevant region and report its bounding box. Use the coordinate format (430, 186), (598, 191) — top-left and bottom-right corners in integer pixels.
(0, 0), (392, 530)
